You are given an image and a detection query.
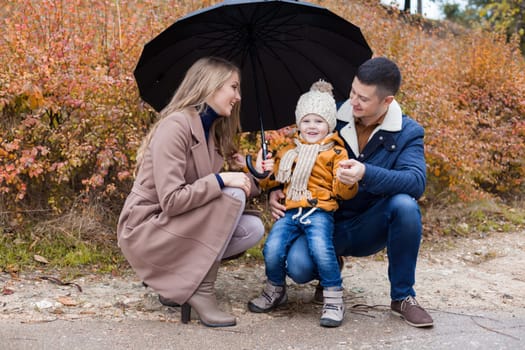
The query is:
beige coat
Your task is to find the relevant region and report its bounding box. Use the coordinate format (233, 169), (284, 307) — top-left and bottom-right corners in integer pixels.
(117, 108), (258, 304)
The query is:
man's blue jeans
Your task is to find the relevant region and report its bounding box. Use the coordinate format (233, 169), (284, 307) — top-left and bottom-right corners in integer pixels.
(264, 208), (342, 288)
(285, 194), (422, 300)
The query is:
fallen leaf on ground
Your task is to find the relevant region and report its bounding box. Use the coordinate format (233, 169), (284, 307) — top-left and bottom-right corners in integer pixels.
(2, 287), (14, 295)
(57, 296), (78, 306)
(34, 255), (49, 264)
(80, 310), (96, 315)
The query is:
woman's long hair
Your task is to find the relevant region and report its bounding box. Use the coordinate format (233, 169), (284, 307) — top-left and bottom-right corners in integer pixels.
(135, 57), (242, 172)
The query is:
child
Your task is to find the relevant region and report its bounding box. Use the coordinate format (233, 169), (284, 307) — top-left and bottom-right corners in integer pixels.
(248, 81), (358, 327)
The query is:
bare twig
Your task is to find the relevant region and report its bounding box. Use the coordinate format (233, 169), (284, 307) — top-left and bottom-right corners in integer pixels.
(470, 316), (521, 341)
(115, 0), (122, 50)
(0, 209), (53, 214)
(432, 308), (500, 322)
(39, 276), (83, 293)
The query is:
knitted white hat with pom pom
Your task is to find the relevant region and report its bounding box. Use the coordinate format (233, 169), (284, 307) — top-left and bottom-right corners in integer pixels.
(295, 80), (337, 131)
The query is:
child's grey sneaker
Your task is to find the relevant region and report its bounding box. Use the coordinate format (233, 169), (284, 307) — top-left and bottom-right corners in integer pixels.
(313, 257), (345, 304)
(320, 288), (345, 327)
(248, 281), (287, 313)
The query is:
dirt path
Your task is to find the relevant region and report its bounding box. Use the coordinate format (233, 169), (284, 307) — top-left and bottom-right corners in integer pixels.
(1, 230), (524, 324)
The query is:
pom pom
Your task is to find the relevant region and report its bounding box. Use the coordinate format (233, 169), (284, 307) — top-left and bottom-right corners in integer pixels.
(310, 80), (334, 97)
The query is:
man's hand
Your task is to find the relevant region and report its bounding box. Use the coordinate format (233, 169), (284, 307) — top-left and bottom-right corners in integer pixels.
(268, 189), (286, 220)
(337, 159), (365, 185)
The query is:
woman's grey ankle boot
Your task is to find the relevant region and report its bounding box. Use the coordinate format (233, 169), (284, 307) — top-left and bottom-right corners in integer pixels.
(184, 261), (236, 327)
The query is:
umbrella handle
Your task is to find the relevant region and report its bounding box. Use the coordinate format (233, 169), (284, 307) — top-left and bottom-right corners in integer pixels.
(245, 153), (270, 179)
(246, 133), (270, 179)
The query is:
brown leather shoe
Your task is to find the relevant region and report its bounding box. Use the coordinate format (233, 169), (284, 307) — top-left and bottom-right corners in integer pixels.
(391, 296), (433, 327)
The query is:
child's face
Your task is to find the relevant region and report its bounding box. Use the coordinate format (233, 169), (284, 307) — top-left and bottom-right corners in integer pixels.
(298, 114), (329, 144)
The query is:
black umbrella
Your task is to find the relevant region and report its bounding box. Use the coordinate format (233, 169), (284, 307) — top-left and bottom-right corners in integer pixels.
(134, 0), (372, 177)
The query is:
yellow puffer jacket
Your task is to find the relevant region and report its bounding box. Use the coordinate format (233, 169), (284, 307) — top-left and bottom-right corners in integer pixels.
(260, 132), (358, 212)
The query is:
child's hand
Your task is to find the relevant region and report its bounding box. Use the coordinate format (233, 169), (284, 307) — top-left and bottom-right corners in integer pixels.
(255, 149), (274, 175)
(231, 152), (247, 169)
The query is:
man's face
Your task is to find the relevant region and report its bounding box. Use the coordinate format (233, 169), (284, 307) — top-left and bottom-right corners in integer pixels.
(349, 77), (391, 125)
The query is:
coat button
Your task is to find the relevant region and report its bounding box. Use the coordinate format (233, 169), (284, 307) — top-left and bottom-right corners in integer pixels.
(379, 136), (384, 140)
(391, 145), (396, 150)
(359, 154), (364, 158)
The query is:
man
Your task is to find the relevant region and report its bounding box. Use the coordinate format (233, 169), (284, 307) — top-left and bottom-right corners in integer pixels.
(269, 57), (433, 328)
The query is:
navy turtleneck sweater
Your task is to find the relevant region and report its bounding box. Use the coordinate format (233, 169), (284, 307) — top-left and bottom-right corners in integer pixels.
(200, 106), (220, 143)
(200, 106), (225, 188)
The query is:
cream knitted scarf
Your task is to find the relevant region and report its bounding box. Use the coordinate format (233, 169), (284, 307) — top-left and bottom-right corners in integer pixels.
(275, 137), (334, 201)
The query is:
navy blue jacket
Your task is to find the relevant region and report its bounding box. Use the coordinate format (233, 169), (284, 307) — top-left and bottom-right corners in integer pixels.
(334, 99), (426, 219)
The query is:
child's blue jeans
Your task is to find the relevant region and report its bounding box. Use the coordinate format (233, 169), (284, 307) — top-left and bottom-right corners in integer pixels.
(263, 207), (342, 288)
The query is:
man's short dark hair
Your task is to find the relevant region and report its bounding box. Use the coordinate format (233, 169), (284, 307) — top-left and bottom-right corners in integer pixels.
(355, 57), (401, 98)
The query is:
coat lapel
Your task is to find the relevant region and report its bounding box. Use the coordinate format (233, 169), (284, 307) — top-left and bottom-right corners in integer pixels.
(188, 109), (213, 178)
(337, 99), (403, 159)
(207, 131), (224, 172)
(187, 108), (224, 177)
(337, 101), (360, 157)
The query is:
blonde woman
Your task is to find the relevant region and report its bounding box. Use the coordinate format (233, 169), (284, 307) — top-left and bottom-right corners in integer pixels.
(117, 57), (264, 327)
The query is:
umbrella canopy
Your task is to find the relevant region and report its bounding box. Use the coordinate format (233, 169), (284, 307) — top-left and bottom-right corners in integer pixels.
(134, 0), (372, 133)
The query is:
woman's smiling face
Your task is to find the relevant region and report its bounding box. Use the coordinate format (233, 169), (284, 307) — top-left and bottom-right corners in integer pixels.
(205, 72), (241, 117)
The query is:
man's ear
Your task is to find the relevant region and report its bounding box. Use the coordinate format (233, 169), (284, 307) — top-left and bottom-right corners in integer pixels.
(383, 95), (394, 105)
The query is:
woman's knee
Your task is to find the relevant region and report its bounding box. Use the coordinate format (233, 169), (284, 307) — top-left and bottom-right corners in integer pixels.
(242, 215), (265, 245)
(222, 186), (246, 207)
(222, 216), (264, 259)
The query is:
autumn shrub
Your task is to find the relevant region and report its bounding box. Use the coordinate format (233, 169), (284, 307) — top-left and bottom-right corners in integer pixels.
(334, 1), (525, 202)
(0, 0), (524, 244)
(0, 0), (201, 217)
